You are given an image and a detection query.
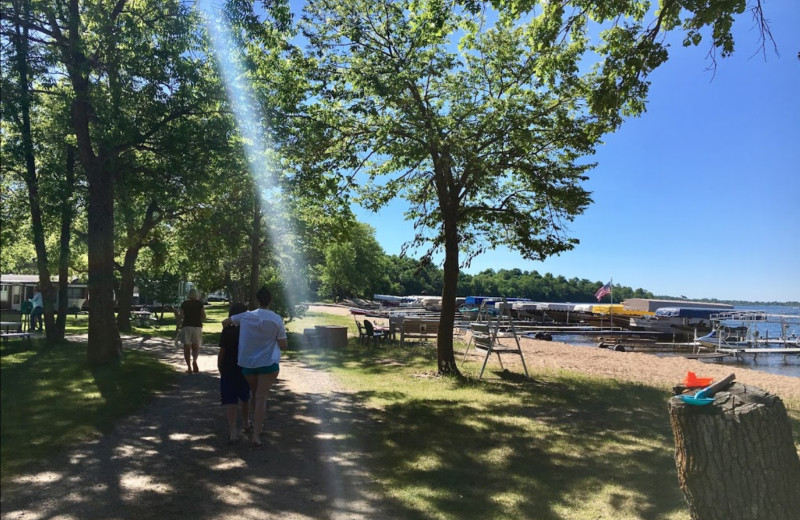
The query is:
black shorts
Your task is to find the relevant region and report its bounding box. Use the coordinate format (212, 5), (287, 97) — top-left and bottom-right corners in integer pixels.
(220, 373), (250, 405)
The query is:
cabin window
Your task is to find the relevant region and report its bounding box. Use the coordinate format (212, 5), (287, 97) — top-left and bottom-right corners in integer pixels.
(67, 286), (86, 299)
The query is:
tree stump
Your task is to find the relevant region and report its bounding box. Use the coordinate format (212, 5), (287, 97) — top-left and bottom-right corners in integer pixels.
(668, 382), (800, 520)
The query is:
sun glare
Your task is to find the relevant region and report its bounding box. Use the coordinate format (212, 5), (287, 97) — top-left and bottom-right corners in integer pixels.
(197, 0), (308, 310)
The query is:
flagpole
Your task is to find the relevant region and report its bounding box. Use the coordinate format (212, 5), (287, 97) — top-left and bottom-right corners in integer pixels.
(610, 278), (614, 333)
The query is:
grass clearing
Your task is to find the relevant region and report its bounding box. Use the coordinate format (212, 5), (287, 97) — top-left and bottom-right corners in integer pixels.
(284, 314), (700, 520)
(2, 305), (795, 518)
(0, 337), (176, 481)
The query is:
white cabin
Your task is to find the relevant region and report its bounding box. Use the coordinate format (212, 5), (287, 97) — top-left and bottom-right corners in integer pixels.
(0, 274), (88, 311)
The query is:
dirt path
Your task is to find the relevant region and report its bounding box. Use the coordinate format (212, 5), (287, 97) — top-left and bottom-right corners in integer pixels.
(0, 333), (391, 520)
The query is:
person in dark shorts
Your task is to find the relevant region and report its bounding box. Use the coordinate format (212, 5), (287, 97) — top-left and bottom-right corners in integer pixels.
(179, 289), (206, 373)
(217, 302), (251, 444)
(222, 286), (286, 447)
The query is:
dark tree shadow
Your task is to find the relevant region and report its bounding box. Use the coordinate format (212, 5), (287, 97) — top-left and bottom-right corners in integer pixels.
(1, 336), (413, 519)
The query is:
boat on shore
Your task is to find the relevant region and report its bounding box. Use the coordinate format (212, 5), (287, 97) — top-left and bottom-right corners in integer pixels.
(629, 306), (726, 339)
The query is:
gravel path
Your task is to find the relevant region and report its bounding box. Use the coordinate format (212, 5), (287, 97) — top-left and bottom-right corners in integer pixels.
(1, 333), (391, 520)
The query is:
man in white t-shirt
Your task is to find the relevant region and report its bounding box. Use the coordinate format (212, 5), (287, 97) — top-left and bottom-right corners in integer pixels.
(222, 286), (286, 447)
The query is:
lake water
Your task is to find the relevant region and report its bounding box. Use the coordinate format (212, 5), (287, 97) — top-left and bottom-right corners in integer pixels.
(552, 305), (800, 378)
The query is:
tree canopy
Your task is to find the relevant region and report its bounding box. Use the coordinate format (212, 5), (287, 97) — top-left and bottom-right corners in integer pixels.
(292, 0), (774, 373)
(1, 0), (776, 372)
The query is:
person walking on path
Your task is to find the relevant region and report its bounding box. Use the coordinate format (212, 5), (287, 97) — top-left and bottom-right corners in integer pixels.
(179, 289), (206, 374)
(222, 286), (286, 447)
(30, 286), (43, 332)
(217, 302), (252, 444)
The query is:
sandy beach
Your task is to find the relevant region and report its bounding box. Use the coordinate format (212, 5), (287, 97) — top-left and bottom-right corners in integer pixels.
(312, 305), (800, 403)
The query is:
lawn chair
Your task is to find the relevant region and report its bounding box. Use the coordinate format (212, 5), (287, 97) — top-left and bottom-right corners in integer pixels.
(355, 320), (370, 344)
(364, 319), (388, 344)
(388, 316), (404, 342)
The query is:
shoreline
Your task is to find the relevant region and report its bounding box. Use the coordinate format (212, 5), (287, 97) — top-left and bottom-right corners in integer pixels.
(311, 304), (800, 403)
(513, 335), (800, 403)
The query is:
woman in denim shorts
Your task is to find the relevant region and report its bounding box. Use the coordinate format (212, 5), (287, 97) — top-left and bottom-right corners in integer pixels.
(222, 286), (286, 447)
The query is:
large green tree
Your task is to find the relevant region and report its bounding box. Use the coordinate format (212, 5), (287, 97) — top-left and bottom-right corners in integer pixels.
(1, 0), (288, 364)
(1, 2), (83, 340)
(2, 0), (56, 336)
(1, 0), (215, 364)
(297, 0), (771, 374)
(112, 96), (235, 331)
(317, 222), (388, 300)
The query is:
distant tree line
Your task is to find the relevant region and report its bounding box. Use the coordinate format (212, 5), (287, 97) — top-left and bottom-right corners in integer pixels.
(315, 229), (797, 305)
(314, 229), (653, 303)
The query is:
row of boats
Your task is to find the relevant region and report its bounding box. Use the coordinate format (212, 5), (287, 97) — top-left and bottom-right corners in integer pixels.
(360, 296), (800, 353)
(458, 297), (737, 341)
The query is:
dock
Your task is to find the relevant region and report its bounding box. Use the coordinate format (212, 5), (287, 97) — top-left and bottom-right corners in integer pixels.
(684, 352), (731, 360)
(521, 327), (651, 336)
(716, 347), (800, 361)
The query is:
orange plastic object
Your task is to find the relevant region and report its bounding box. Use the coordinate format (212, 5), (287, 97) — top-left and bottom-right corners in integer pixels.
(683, 371), (713, 388)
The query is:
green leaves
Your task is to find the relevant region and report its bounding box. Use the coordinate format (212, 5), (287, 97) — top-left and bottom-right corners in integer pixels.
(298, 0), (646, 269)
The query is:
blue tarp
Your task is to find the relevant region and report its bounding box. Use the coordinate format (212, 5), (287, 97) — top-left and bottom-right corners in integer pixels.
(465, 296), (494, 305)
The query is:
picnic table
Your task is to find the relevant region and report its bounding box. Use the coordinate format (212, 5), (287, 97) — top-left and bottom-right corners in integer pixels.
(131, 310), (154, 327)
(1, 321), (22, 332)
(1, 321), (32, 346)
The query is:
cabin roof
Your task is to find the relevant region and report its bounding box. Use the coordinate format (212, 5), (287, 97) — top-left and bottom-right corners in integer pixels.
(1, 274), (84, 285)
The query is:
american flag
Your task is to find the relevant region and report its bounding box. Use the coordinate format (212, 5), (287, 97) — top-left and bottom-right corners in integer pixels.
(594, 282), (611, 301)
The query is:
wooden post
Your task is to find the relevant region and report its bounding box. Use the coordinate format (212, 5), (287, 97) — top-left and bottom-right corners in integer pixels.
(668, 383), (800, 520)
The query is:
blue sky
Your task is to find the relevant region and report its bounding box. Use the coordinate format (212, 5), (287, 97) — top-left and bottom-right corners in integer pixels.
(351, 3), (800, 303)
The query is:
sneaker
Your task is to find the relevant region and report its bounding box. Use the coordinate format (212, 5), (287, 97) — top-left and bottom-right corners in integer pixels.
(241, 421), (253, 435)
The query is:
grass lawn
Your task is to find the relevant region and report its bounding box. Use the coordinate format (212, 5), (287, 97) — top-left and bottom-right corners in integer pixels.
(0, 337), (176, 482)
(2, 305), (796, 519)
(285, 312), (800, 520)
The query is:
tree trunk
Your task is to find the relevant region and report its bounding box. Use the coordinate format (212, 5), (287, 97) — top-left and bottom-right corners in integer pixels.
(227, 275), (243, 305)
(116, 247), (139, 332)
(65, 1), (122, 366)
(85, 164), (122, 366)
(668, 382), (800, 520)
(54, 145), (76, 340)
(12, 0), (56, 340)
(436, 201), (460, 375)
(117, 202), (160, 331)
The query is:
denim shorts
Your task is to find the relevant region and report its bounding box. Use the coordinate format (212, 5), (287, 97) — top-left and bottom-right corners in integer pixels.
(241, 363), (279, 375)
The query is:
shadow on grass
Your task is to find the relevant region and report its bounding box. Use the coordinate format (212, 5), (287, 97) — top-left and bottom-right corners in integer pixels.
(367, 382), (685, 519)
(293, 334), (690, 519)
(3, 331), (791, 520)
(1, 339), (176, 480)
(1, 333), (409, 519)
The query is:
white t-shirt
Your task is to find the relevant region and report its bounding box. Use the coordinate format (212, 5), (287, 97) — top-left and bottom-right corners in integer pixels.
(230, 308), (286, 369)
